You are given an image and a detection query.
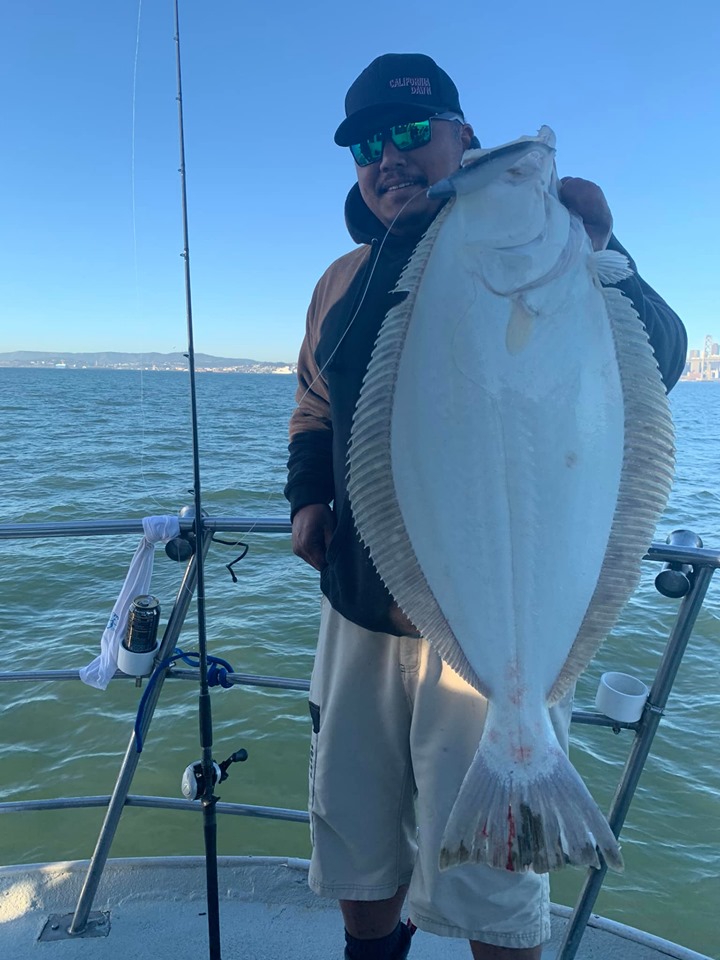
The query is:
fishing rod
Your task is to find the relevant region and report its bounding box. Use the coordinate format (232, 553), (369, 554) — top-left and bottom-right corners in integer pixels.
(172, 2), (223, 957)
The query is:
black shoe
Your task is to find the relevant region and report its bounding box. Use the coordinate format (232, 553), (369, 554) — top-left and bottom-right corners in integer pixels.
(344, 919), (416, 960)
(396, 920), (416, 960)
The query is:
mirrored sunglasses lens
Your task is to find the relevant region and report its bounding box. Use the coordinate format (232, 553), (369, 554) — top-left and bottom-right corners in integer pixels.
(391, 120), (432, 151)
(349, 121), (431, 165)
(350, 132), (383, 166)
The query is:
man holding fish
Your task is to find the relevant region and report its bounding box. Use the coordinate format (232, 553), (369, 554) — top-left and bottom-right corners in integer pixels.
(285, 53), (686, 960)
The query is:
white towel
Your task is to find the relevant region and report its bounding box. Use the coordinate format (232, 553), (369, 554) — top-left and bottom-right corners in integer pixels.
(79, 515), (181, 690)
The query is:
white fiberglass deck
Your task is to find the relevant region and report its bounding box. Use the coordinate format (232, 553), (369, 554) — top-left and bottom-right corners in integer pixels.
(0, 857), (712, 960)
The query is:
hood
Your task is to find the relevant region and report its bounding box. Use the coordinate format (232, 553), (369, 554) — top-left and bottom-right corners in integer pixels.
(344, 183), (388, 245)
(343, 180), (451, 250)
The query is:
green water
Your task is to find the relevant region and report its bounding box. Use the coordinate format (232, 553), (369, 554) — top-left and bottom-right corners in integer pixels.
(0, 369), (718, 957)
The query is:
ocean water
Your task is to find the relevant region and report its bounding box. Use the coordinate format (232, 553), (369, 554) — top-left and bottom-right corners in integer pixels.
(0, 368), (718, 957)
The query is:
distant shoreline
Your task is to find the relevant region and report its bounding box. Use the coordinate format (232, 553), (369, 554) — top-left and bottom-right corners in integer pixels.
(0, 351), (296, 375)
(0, 364), (296, 374)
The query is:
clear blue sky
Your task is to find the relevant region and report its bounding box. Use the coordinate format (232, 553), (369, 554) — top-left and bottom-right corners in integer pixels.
(2, 0), (718, 361)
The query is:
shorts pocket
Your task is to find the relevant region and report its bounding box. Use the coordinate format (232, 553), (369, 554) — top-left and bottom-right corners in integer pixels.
(308, 700), (321, 845)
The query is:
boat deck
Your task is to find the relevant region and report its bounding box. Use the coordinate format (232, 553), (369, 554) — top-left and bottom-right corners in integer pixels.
(0, 857), (712, 960)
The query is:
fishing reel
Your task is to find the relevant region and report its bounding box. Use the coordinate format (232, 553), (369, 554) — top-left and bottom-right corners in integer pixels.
(165, 505), (208, 562)
(181, 749), (248, 801)
(655, 529), (703, 598)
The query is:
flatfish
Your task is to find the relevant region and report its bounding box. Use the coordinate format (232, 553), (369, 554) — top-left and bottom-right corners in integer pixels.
(347, 127), (674, 873)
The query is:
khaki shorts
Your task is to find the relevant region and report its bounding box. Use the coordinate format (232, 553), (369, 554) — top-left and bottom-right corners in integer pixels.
(307, 599), (574, 949)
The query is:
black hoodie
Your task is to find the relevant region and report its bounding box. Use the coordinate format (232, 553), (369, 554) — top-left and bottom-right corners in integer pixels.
(285, 184), (688, 636)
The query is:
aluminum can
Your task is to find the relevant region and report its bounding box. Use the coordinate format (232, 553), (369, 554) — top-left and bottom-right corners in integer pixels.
(123, 595), (161, 652)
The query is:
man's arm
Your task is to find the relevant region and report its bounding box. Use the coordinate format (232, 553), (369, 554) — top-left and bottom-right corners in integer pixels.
(284, 292), (336, 571)
(560, 177), (687, 391)
(606, 235), (688, 391)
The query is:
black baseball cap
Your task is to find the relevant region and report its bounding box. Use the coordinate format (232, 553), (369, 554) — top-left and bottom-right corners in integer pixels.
(334, 53), (464, 146)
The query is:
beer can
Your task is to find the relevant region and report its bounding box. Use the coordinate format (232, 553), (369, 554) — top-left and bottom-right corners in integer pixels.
(123, 595), (161, 653)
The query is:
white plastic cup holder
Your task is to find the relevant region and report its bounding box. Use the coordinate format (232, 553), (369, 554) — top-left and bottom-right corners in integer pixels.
(595, 671), (649, 724)
(117, 642), (160, 678)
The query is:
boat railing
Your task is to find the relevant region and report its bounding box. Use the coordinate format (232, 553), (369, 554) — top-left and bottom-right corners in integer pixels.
(1, 516), (718, 959)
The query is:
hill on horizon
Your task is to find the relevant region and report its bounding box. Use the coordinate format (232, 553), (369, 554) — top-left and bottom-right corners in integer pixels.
(0, 350), (294, 370)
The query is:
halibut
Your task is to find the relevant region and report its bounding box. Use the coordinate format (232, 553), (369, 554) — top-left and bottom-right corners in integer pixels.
(347, 128), (674, 873)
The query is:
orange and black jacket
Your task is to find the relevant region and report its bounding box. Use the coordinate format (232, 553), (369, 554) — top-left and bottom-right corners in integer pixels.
(284, 183), (688, 636)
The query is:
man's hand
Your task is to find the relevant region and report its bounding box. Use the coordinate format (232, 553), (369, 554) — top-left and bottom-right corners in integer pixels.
(559, 177), (613, 251)
(292, 503), (335, 571)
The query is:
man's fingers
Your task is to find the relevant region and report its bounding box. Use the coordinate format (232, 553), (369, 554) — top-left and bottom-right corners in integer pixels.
(558, 177), (613, 251)
(291, 504), (335, 571)
(292, 527), (323, 569)
(294, 535), (327, 571)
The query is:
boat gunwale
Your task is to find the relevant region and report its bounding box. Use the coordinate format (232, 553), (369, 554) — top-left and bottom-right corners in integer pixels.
(0, 856), (713, 960)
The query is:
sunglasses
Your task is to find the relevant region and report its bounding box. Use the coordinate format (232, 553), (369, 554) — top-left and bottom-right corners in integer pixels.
(349, 113), (464, 167)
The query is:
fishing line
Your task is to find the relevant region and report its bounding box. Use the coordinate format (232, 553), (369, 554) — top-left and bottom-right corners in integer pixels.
(129, 39), (426, 557)
(131, 0), (142, 265)
(230, 187), (430, 548)
(130, 0), (168, 512)
(298, 189), (427, 402)
(130, 0), (186, 514)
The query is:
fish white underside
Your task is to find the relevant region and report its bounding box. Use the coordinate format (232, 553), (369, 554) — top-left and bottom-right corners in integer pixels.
(391, 215), (624, 698)
(347, 130), (675, 873)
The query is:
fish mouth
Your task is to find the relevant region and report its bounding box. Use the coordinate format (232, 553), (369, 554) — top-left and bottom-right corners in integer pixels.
(378, 179), (426, 196)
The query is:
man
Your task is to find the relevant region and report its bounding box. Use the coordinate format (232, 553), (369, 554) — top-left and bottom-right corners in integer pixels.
(285, 54), (687, 960)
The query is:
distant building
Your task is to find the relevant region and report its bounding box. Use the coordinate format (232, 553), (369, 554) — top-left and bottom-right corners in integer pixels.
(682, 336), (720, 381)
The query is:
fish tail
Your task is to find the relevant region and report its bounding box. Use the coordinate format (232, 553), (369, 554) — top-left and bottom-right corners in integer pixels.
(439, 739), (623, 874)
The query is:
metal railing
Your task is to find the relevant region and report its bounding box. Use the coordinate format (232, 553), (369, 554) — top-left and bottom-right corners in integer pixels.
(1, 515), (718, 959)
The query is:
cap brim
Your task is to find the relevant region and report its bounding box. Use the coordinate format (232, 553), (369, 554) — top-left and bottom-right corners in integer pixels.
(334, 103), (439, 146)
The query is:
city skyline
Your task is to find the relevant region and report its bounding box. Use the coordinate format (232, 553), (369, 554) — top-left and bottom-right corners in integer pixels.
(681, 333), (720, 380)
(683, 334), (719, 381)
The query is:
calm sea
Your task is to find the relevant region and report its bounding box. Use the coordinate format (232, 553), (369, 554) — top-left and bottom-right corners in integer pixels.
(0, 368), (718, 957)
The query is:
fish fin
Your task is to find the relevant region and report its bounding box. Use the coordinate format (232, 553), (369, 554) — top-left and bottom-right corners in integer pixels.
(460, 146), (485, 167)
(548, 283), (674, 704)
(440, 735), (623, 874)
(392, 205), (448, 295)
(506, 297), (536, 354)
(348, 202), (488, 697)
(588, 250), (633, 285)
(537, 125), (556, 148)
